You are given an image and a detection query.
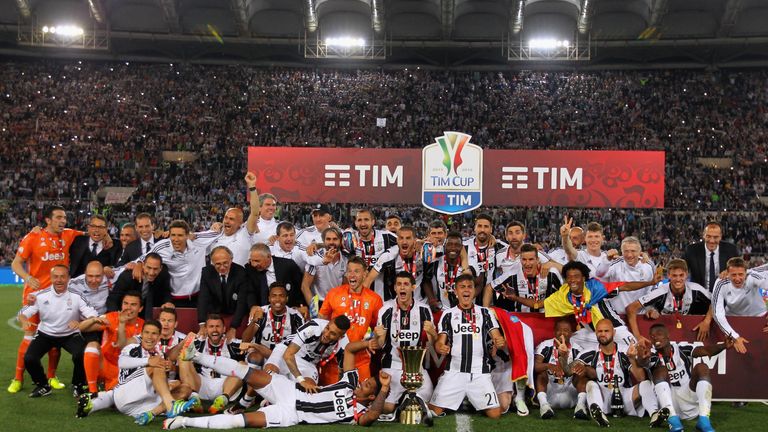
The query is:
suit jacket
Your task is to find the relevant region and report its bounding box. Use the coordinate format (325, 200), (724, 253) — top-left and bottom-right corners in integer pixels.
(197, 263), (250, 327)
(245, 256), (304, 308)
(683, 241), (740, 289)
(69, 234), (123, 278)
(117, 236), (161, 266)
(107, 265), (172, 320)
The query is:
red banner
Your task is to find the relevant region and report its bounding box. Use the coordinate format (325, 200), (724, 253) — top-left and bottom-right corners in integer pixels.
(247, 147), (664, 208)
(166, 308), (764, 400)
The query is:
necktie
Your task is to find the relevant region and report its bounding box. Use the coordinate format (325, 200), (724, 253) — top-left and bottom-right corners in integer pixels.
(220, 274), (227, 289)
(146, 242), (151, 253)
(91, 242), (98, 256)
(708, 251), (716, 291)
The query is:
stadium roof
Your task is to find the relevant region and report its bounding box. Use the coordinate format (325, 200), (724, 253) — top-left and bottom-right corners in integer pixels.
(1, 0), (768, 68)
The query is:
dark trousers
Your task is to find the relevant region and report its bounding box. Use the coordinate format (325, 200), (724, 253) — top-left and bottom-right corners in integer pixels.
(171, 294), (198, 308)
(24, 331), (86, 387)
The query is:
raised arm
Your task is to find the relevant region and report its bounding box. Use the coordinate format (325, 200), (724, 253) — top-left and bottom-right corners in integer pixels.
(245, 172), (261, 235)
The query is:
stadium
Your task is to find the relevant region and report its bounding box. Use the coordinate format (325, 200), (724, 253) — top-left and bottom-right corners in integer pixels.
(1, 0), (767, 431)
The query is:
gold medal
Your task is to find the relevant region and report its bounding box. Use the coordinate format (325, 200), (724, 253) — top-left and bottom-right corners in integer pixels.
(676, 320), (682, 329)
(607, 382), (614, 390)
(473, 333), (480, 340)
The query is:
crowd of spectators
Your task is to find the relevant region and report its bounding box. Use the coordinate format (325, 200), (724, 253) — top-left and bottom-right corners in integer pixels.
(1, 60), (766, 265)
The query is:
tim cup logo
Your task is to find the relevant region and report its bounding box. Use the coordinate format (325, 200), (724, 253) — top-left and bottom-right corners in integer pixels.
(422, 132), (483, 215)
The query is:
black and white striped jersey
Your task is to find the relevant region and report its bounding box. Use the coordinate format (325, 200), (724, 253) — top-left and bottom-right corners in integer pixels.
(438, 305), (499, 374)
(648, 342), (696, 389)
(192, 338), (245, 378)
(251, 305), (304, 351)
(576, 347), (634, 389)
(377, 300), (433, 369)
(638, 282), (711, 315)
(295, 370), (365, 424)
(285, 319), (345, 365)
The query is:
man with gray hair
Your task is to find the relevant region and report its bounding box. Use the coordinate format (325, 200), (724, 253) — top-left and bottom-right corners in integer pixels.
(197, 246), (250, 340)
(595, 236), (656, 315)
(245, 243), (304, 309)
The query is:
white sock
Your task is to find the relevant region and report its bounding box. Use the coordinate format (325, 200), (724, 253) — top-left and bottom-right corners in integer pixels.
(91, 390), (114, 412)
(585, 381), (603, 407)
(239, 393), (255, 408)
(536, 391), (549, 406)
(184, 414), (246, 429)
(194, 354), (250, 380)
(638, 380), (659, 414)
(577, 392), (587, 408)
(696, 381), (712, 417)
(514, 381), (526, 402)
(654, 382), (677, 415)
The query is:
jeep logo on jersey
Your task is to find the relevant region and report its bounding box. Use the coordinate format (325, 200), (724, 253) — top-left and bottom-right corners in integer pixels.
(422, 132), (483, 215)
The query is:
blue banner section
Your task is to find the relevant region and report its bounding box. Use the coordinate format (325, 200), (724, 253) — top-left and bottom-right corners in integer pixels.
(0, 267), (22, 285)
(423, 191), (481, 214)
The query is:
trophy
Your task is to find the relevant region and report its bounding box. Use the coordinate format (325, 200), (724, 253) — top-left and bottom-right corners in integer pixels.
(396, 346), (433, 426)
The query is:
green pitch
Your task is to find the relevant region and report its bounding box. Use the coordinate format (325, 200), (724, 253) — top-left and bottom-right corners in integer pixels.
(0, 284), (764, 431)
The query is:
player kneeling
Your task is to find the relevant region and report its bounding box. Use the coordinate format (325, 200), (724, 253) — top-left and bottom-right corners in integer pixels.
(76, 320), (198, 425)
(534, 318), (588, 419)
(568, 319), (663, 428)
(163, 334), (390, 429)
(646, 323), (733, 432)
(428, 274), (506, 419)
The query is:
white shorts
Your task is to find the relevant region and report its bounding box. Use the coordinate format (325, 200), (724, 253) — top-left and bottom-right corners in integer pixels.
(588, 382), (643, 417)
(545, 380), (578, 409)
(382, 367), (434, 405)
(570, 326), (636, 352)
(671, 385), (699, 420)
(430, 370), (500, 411)
(198, 375), (227, 400)
(113, 369), (163, 417)
(256, 374), (300, 428)
(491, 361), (514, 394)
(265, 345), (319, 383)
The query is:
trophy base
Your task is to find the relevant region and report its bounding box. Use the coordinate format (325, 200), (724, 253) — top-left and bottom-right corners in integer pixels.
(397, 392), (433, 426)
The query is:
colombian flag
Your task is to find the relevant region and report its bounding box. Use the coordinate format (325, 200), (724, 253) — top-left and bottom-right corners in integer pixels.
(543, 279), (625, 328)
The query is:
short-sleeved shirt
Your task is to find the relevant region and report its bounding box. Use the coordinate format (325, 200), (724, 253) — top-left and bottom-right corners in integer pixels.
(101, 312), (145, 365)
(17, 228), (81, 293)
(320, 285), (383, 342)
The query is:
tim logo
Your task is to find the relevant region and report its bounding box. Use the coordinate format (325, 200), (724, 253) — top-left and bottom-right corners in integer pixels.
(422, 132), (483, 215)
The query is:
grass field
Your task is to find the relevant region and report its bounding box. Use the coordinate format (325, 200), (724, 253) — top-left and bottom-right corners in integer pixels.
(0, 283), (765, 431)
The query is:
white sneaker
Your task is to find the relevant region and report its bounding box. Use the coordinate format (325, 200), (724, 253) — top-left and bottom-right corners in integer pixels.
(378, 413), (397, 422)
(539, 403), (555, 419)
(515, 398), (529, 416)
(163, 416), (187, 430)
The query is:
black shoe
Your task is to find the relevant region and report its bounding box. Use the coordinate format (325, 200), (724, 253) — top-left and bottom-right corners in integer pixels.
(589, 403), (610, 428)
(29, 385), (52, 398)
(731, 402), (748, 408)
(649, 407), (670, 428)
(72, 385), (88, 398)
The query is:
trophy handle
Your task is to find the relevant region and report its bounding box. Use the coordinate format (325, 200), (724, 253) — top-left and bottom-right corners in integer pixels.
(415, 395), (433, 427)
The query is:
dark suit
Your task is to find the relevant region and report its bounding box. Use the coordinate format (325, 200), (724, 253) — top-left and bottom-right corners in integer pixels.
(198, 263), (250, 327)
(683, 241), (740, 290)
(245, 256), (304, 308)
(69, 234), (123, 278)
(107, 266), (172, 320)
(117, 237), (161, 266)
